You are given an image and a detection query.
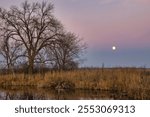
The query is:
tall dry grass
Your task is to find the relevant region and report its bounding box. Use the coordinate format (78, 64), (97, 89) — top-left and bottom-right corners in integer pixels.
(0, 68), (150, 99)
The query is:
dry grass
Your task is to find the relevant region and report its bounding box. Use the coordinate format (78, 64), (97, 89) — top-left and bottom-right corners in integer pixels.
(0, 68), (150, 99)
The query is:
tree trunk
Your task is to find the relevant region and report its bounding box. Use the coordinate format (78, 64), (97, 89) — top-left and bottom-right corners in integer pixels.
(28, 58), (34, 74)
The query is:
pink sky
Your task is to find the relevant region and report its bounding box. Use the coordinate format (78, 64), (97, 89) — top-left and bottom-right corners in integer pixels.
(1, 0), (150, 49)
(52, 0), (150, 50)
(1, 0), (150, 67)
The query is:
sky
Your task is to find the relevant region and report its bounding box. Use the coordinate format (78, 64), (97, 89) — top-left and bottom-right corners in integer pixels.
(0, 0), (150, 67)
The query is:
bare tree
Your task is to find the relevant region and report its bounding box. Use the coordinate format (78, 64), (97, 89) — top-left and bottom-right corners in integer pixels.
(0, 1), (63, 74)
(49, 32), (85, 70)
(0, 30), (22, 74)
(0, 1), (86, 74)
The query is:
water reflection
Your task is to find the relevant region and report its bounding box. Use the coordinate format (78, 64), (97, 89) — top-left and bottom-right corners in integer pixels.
(0, 86), (147, 100)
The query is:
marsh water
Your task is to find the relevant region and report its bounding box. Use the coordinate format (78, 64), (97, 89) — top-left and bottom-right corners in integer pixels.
(0, 86), (131, 100)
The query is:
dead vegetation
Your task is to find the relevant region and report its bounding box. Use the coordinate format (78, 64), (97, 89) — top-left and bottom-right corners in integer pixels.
(0, 68), (150, 99)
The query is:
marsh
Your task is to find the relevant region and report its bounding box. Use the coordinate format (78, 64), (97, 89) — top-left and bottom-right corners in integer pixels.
(0, 86), (129, 100)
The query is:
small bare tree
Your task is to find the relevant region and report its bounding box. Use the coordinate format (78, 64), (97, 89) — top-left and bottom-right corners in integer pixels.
(0, 30), (22, 74)
(49, 32), (85, 70)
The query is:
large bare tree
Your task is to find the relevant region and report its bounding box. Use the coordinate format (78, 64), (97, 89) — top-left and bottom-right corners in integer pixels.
(0, 1), (63, 74)
(0, 1), (86, 74)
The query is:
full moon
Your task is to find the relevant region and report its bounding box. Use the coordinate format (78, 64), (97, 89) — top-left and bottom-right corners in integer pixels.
(112, 46), (116, 51)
